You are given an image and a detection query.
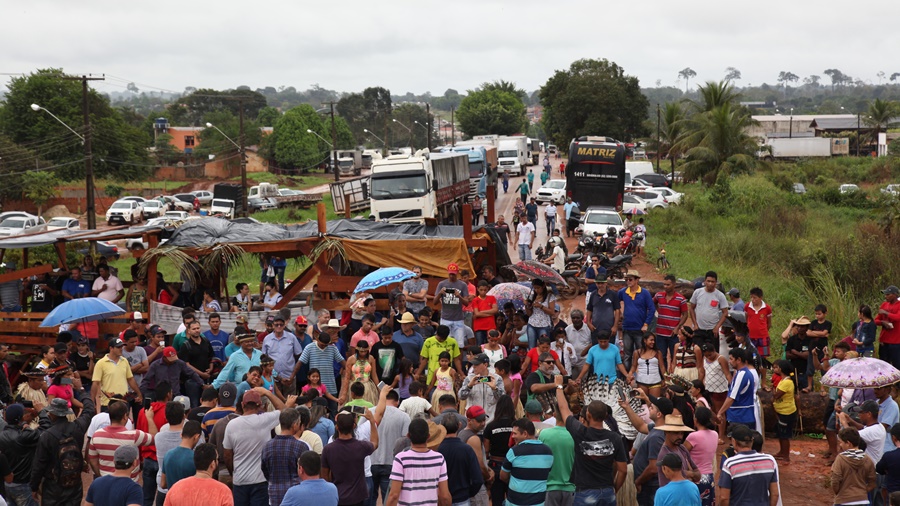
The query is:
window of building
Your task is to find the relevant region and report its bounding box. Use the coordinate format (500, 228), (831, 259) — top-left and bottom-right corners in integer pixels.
(185, 136), (195, 147)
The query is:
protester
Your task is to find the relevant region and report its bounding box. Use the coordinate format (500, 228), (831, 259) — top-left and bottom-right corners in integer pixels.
(321, 408), (379, 506)
(162, 443), (234, 506)
(261, 409), (310, 506)
(30, 396), (96, 506)
(499, 418), (554, 506)
(654, 454), (701, 506)
(84, 446), (143, 506)
(718, 424), (780, 506)
(437, 415), (483, 506)
(387, 418), (450, 506)
(619, 271), (654, 370)
(832, 427), (877, 505)
(280, 451), (338, 506)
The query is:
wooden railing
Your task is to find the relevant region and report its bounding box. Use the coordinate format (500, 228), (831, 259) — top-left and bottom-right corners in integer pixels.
(0, 312), (136, 353)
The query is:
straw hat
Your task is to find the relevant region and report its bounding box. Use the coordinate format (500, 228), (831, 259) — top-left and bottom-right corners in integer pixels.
(792, 316), (812, 326)
(426, 421), (447, 450)
(398, 312), (417, 324)
(321, 318), (347, 331)
(655, 414), (695, 432)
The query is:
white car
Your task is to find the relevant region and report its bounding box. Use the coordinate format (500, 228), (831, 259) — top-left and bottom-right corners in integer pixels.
(106, 200), (143, 225)
(580, 207), (624, 237)
(141, 200), (164, 219)
(119, 196), (147, 211)
(0, 211), (34, 222)
(0, 216), (47, 237)
(882, 184), (900, 196)
(163, 196), (194, 212)
(163, 211), (191, 220)
(536, 180), (566, 204)
(839, 184), (860, 194)
(622, 194), (649, 214)
(191, 190), (214, 205)
(630, 190), (668, 210)
(46, 217), (81, 231)
(126, 217), (171, 250)
(651, 187), (683, 205)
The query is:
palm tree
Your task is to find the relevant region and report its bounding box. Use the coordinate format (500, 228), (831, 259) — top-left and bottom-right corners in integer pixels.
(689, 81), (741, 113)
(865, 99), (898, 136)
(678, 68), (697, 93)
(674, 103), (760, 185)
(659, 103), (685, 174)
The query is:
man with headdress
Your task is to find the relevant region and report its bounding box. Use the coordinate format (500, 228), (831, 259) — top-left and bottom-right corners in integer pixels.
(17, 369), (48, 429)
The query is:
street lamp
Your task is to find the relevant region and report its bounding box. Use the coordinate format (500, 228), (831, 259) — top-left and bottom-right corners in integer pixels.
(392, 119), (412, 147)
(789, 107), (793, 139)
(31, 103), (96, 230)
(206, 121), (248, 216)
(306, 129), (333, 148)
(363, 129), (386, 152)
(413, 120), (429, 132)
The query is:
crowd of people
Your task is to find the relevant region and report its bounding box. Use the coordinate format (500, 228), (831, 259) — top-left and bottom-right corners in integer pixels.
(4, 252), (900, 506)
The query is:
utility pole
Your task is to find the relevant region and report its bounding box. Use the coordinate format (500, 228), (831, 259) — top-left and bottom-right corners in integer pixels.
(426, 103), (432, 151)
(327, 102), (338, 182)
(239, 98), (248, 217)
(63, 75), (104, 230)
(656, 103), (661, 174)
(451, 106), (455, 147)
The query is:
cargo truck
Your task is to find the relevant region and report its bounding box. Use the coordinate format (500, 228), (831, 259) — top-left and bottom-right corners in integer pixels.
(335, 150), (362, 176)
(368, 149), (469, 224)
(212, 182), (244, 219)
(451, 145), (499, 198)
(758, 137), (849, 160)
(497, 137), (528, 176)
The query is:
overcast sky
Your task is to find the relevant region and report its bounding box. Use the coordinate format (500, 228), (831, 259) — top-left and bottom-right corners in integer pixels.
(4, 0), (899, 97)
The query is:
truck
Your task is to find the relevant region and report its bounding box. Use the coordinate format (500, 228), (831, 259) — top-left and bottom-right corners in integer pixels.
(527, 137), (540, 165)
(247, 182), (322, 208)
(212, 182), (244, 219)
(368, 149), (469, 224)
(566, 136), (627, 212)
(450, 144), (499, 198)
(759, 137), (849, 160)
(497, 137), (528, 176)
(335, 150), (362, 176)
(361, 149), (382, 171)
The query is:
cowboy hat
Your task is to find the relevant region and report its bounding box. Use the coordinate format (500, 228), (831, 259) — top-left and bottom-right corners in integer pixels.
(656, 414), (695, 432)
(791, 316), (812, 326)
(398, 312), (417, 324)
(625, 270), (641, 279)
(426, 421), (447, 450)
(321, 318), (347, 331)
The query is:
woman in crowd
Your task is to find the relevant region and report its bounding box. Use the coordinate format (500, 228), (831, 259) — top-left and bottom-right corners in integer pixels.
(630, 332), (665, 398)
(483, 395), (516, 506)
(832, 428), (876, 505)
(669, 326), (703, 382)
(684, 406), (718, 506)
(525, 279), (556, 349)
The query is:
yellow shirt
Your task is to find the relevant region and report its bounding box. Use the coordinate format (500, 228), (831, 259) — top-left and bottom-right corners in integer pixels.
(773, 376), (797, 415)
(92, 354), (133, 406)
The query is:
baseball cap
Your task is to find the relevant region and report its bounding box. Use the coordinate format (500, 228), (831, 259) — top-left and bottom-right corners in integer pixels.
(132, 312), (145, 321)
(242, 389), (263, 406)
(218, 382), (237, 407)
(265, 315), (275, 325)
(109, 338), (125, 348)
(295, 315), (308, 326)
(114, 445), (140, 465)
(650, 395), (674, 417)
(447, 263), (460, 274)
(173, 395), (191, 411)
(466, 405), (488, 421)
(727, 288), (740, 297)
(162, 346), (177, 358)
(861, 400), (880, 416)
(5, 404), (24, 425)
(273, 315), (285, 323)
(470, 353), (490, 366)
(524, 400), (543, 415)
(728, 423), (754, 443)
(149, 325), (166, 336)
(53, 342), (68, 353)
(883, 286), (900, 295)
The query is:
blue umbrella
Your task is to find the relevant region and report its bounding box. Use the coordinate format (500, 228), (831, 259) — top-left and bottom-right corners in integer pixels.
(354, 267), (416, 294)
(39, 297), (126, 327)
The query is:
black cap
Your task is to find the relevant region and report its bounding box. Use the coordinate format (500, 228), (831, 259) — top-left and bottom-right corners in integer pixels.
(728, 423), (754, 443)
(650, 395), (674, 416)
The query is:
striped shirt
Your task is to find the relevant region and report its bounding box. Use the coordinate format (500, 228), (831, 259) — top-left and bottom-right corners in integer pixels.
(87, 425), (153, 481)
(653, 291), (688, 338)
(201, 406), (236, 438)
(718, 450), (778, 505)
(390, 449), (448, 506)
(299, 343), (344, 394)
(501, 439), (554, 506)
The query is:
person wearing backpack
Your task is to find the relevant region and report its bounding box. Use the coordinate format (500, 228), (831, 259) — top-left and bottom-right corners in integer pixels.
(30, 395), (96, 506)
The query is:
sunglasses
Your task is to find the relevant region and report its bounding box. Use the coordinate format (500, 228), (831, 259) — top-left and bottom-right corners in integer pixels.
(543, 360), (555, 364)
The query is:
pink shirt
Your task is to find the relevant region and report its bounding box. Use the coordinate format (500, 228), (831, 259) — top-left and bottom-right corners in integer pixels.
(301, 383), (327, 396)
(47, 384), (74, 407)
(350, 329), (378, 349)
(685, 428), (718, 475)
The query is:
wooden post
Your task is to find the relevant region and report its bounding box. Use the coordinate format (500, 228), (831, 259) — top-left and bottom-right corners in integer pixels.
(486, 184), (495, 224)
(54, 242), (68, 270)
(147, 258), (158, 302)
(22, 248), (28, 270)
(317, 202), (327, 235)
(344, 194), (352, 219)
(462, 203), (473, 245)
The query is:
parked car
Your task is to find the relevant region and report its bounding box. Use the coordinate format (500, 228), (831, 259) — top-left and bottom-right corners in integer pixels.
(0, 216), (47, 237)
(106, 200), (143, 225)
(0, 211), (35, 222)
(77, 241), (119, 260)
(579, 206), (624, 237)
(173, 193), (200, 212)
(126, 217), (169, 250)
(633, 173), (671, 188)
(248, 197), (278, 213)
(536, 179), (567, 204)
(141, 200), (164, 219)
(881, 184), (900, 196)
(793, 183), (807, 195)
(547, 144), (558, 154)
(651, 187), (683, 205)
(118, 196), (147, 213)
(839, 184), (860, 194)
(191, 190), (214, 205)
(277, 188), (306, 197)
(46, 217), (81, 231)
(622, 194), (649, 214)
(163, 196), (193, 212)
(163, 211), (191, 220)
(629, 190), (668, 209)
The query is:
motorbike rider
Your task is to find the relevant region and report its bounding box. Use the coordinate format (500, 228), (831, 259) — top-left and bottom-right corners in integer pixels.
(542, 237), (566, 274)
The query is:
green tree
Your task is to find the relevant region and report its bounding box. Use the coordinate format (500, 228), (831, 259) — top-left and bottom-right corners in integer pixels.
(724, 67), (742, 81)
(193, 110), (263, 165)
(271, 105), (327, 171)
(777, 71), (799, 97)
(153, 133), (181, 165)
(674, 102), (759, 185)
(678, 67), (697, 92)
(659, 102), (685, 174)
(456, 88), (526, 137)
(824, 69), (847, 92)
(22, 171), (59, 216)
(481, 80), (528, 103)
(332, 115), (356, 149)
(390, 103), (430, 148)
(104, 184), (124, 199)
(690, 81), (742, 113)
(0, 69), (151, 181)
(540, 58), (649, 148)
(256, 106), (280, 127)
(165, 88), (267, 126)
(865, 98), (897, 137)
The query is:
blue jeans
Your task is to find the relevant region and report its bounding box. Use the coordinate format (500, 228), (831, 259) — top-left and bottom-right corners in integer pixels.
(527, 324), (553, 349)
(503, 179), (509, 193)
(474, 330), (488, 346)
(453, 501), (471, 506)
(184, 378), (203, 408)
(268, 266), (286, 292)
(636, 482), (659, 506)
(546, 216), (556, 235)
(233, 482), (268, 506)
(364, 475), (375, 506)
(518, 244), (532, 261)
(441, 319), (468, 344)
(142, 458), (159, 506)
(657, 333), (678, 368)
(574, 488), (615, 506)
(370, 465), (392, 505)
(5, 482), (37, 506)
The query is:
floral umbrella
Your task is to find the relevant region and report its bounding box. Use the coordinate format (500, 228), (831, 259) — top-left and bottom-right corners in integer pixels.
(487, 282), (532, 311)
(507, 260), (568, 287)
(820, 357), (900, 388)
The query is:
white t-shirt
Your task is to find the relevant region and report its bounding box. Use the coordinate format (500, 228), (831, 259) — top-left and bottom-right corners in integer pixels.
(517, 222), (535, 245)
(263, 292), (283, 308)
(545, 205), (557, 218)
(860, 422), (887, 464)
(551, 246), (565, 273)
(87, 412), (133, 438)
(92, 275), (124, 301)
(399, 396), (432, 419)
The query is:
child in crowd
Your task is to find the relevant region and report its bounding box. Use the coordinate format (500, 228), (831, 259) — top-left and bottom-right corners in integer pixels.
(772, 360), (798, 461)
(852, 305), (877, 357)
(301, 368), (339, 406)
(398, 381), (437, 419)
(391, 357), (415, 402)
(428, 352), (457, 406)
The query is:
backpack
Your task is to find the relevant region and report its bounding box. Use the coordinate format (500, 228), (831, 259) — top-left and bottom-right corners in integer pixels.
(54, 428), (84, 488)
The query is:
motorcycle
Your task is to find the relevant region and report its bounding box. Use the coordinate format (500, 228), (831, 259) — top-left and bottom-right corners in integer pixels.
(532, 245), (585, 300)
(598, 252), (633, 280)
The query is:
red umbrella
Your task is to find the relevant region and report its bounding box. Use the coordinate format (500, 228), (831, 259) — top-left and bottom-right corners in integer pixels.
(507, 260), (568, 286)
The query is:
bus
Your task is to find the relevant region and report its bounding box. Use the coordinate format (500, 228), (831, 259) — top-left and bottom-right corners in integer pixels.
(565, 136), (627, 212)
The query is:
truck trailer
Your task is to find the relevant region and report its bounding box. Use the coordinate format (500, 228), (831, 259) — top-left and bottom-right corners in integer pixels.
(759, 137), (849, 160)
(497, 137), (528, 176)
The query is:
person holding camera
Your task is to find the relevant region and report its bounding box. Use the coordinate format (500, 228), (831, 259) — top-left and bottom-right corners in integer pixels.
(459, 354), (504, 420)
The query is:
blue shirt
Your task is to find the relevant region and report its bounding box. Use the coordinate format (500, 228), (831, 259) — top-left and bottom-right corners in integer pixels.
(212, 349), (262, 388)
(501, 439), (554, 506)
(262, 331), (304, 379)
(654, 479), (701, 506)
(85, 475), (142, 506)
(203, 329), (230, 361)
(224, 341), (240, 359)
(392, 330), (424, 367)
(281, 479), (339, 506)
(726, 367), (756, 424)
(62, 278), (91, 298)
(617, 287), (655, 331)
(585, 344), (622, 383)
(880, 397), (900, 454)
(310, 418), (335, 446)
(161, 446), (196, 490)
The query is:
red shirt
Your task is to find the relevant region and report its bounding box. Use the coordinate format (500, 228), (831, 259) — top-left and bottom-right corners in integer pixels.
(526, 348), (559, 373)
(471, 295), (498, 331)
(135, 401), (168, 460)
(653, 292), (687, 338)
(876, 300), (900, 344)
(745, 301), (772, 339)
